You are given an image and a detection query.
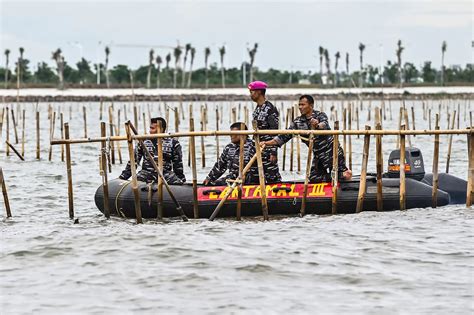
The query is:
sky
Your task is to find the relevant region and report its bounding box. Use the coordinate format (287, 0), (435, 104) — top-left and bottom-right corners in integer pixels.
(0, 0), (472, 73)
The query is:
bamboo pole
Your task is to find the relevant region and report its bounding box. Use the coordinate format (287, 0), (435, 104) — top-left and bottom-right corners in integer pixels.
(99, 100), (103, 120)
(100, 122), (110, 218)
(0, 107), (4, 140)
(0, 168), (11, 218)
(215, 107), (220, 162)
(300, 128), (315, 217)
(429, 109), (432, 130)
(189, 118), (199, 218)
(375, 122), (383, 211)
(252, 120), (269, 220)
(356, 125), (371, 213)
(236, 123), (245, 221)
(399, 124), (406, 211)
(348, 104), (352, 170)
(64, 123), (74, 219)
(445, 110), (456, 173)
(5, 141), (24, 161)
(21, 109), (25, 157)
(83, 106), (88, 138)
(133, 105), (138, 131)
(187, 103), (193, 167)
(403, 107), (412, 147)
(343, 107), (347, 163)
(232, 107), (237, 123)
(290, 108), (295, 171)
(114, 109), (123, 164)
(331, 121), (339, 215)
(411, 106), (416, 136)
(156, 120), (164, 219)
(295, 105), (301, 172)
(142, 112), (147, 134)
(282, 107), (290, 171)
(5, 107), (10, 156)
(397, 107), (403, 148)
(174, 107), (179, 132)
(10, 109), (19, 144)
(432, 114), (440, 208)
(355, 107), (360, 139)
(125, 121), (142, 224)
(467, 129), (473, 207)
(36, 111), (40, 159)
(200, 106), (206, 168)
(48, 111), (56, 161)
(108, 106), (116, 165)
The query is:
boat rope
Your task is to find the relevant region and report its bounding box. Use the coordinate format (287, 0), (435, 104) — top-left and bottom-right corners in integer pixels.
(115, 181), (132, 218)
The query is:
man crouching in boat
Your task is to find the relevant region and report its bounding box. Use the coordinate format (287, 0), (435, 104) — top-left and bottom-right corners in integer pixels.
(203, 122), (259, 186)
(261, 94), (352, 182)
(119, 117), (186, 184)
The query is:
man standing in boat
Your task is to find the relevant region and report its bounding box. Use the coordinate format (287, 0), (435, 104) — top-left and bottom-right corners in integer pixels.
(261, 94), (352, 182)
(119, 117), (186, 184)
(203, 122), (259, 186)
(249, 80), (282, 183)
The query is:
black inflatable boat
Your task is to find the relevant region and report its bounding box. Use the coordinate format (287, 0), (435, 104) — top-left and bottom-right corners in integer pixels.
(94, 147), (467, 219)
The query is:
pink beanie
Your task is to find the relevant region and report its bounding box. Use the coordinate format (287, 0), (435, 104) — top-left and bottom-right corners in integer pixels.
(248, 81), (268, 90)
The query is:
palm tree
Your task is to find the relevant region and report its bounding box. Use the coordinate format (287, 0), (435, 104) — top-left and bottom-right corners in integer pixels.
(396, 40), (404, 87)
(147, 49), (154, 88)
(104, 46), (110, 88)
(441, 40), (447, 86)
(324, 49), (330, 85)
(4, 49), (10, 88)
(165, 53), (171, 69)
(319, 46), (324, 84)
(52, 48), (64, 89)
(182, 43), (191, 87)
(204, 47), (211, 89)
(334, 51), (341, 87)
(248, 43), (258, 82)
(156, 55), (162, 88)
(173, 46), (182, 88)
(17, 47), (24, 89)
(358, 42), (365, 88)
(187, 47), (196, 88)
(219, 45), (226, 88)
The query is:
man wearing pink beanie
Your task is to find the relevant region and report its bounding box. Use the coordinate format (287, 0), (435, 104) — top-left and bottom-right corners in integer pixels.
(248, 81), (282, 183)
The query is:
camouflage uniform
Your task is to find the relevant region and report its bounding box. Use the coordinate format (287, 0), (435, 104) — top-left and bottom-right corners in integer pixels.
(120, 138), (186, 184)
(252, 100), (282, 183)
(205, 138), (259, 186)
(273, 109), (349, 183)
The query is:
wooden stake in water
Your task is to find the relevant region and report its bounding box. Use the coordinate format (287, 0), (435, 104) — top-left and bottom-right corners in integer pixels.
(200, 106), (206, 168)
(48, 111), (56, 161)
(356, 125), (371, 213)
(60, 113), (64, 162)
(290, 108), (295, 171)
(0, 168), (11, 218)
(348, 104), (353, 170)
(83, 106), (88, 138)
(432, 114), (440, 208)
(252, 120), (269, 220)
(21, 109), (25, 157)
(375, 122), (383, 211)
(114, 109), (123, 164)
(133, 105), (138, 131)
(399, 124), (406, 211)
(10, 109), (19, 144)
(411, 106), (416, 135)
(100, 122), (110, 219)
(343, 107), (347, 163)
(108, 106), (116, 165)
(5, 141), (24, 161)
(331, 121), (339, 215)
(125, 121), (142, 224)
(99, 100), (103, 120)
(445, 110), (456, 173)
(175, 107), (179, 132)
(215, 107), (220, 162)
(64, 123), (74, 219)
(36, 111), (40, 160)
(189, 118), (199, 218)
(282, 107), (290, 171)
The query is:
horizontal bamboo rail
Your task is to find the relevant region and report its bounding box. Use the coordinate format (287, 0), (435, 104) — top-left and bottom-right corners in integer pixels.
(51, 128), (474, 145)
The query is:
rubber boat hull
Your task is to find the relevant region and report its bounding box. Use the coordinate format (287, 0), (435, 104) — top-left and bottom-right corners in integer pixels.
(94, 174), (457, 219)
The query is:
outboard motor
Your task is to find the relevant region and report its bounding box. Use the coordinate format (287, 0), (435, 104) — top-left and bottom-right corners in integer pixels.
(387, 147), (425, 181)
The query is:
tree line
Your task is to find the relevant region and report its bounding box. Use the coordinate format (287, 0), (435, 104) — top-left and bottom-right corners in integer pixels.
(1, 40), (473, 89)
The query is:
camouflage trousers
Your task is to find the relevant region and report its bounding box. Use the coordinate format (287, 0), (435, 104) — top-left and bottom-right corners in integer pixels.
(309, 145), (349, 183)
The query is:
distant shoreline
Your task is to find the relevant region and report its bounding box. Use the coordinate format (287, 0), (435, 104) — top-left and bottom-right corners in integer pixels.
(1, 86), (473, 102)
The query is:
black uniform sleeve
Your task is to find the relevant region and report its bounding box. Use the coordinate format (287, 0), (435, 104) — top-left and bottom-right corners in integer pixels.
(206, 145), (230, 182)
(273, 120), (297, 147)
(267, 106), (279, 155)
(119, 142), (144, 180)
(172, 140), (186, 183)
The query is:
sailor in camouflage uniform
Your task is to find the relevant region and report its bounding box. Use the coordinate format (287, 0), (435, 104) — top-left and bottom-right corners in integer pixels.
(203, 122), (259, 186)
(119, 117), (186, 184)
(248, 81), (282, 183)
(262, 95), (352, 183)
